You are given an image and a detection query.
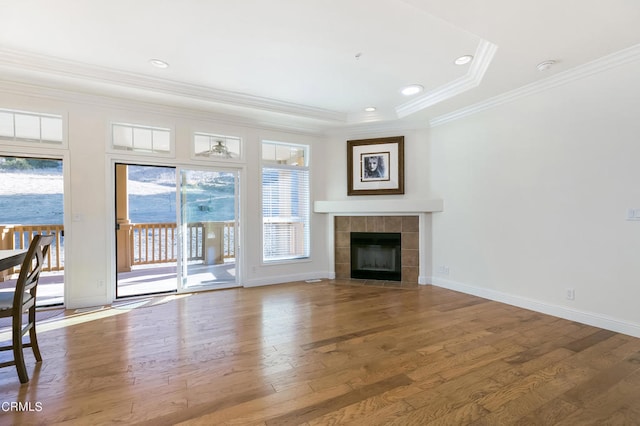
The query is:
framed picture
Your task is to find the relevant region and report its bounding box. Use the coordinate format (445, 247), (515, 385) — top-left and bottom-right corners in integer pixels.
(347, 136), (404, 195)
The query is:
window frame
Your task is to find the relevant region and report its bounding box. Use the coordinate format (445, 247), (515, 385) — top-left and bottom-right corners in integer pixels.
(191, 131), (244, 163)
(0, 108), (66, 148)
(109, 122), (174, 157)
(261, 140), (311, 264)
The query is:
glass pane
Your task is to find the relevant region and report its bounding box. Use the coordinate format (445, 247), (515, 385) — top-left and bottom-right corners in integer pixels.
(14, 114), (40, 140)
(133, 128), (153, 151)
(262, 141), (306, 166)
(262, 142), (277, 163)
(115, 164), (178, 298)
(262, 167), (309, 261)
(153, 130), (171, 152)
(41, 117), (63, 142)
(225, 138), (241, 158)
(113, 125), (133, 149)
(181, 169), (238, 289)
(0, 112), (14, 137)
(194, 133), (241, 159)
(194, 134), (210, 156)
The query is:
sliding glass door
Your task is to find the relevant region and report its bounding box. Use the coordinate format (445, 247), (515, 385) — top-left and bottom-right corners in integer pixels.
(179, 168), (239, 290)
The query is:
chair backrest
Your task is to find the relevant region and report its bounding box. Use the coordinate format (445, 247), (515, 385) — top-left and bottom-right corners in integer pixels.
(13, 234), (55, 310)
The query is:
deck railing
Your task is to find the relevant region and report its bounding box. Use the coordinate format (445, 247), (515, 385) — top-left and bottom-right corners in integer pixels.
(0, 224), (64, 273)
(0, 221), (236, 278)
(129, 221), (235, 265)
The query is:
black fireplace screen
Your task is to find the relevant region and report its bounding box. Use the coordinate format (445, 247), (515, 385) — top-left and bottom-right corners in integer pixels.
(350, 232), (401, 281)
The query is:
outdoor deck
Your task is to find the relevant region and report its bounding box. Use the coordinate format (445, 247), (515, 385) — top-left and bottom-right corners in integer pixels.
(0, 260), (237, 307)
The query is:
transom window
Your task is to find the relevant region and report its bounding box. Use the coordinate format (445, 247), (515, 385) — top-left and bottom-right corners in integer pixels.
(111, 123), (171, 154)
(194, 132), (242, 160)
(0, 108), (63, 144)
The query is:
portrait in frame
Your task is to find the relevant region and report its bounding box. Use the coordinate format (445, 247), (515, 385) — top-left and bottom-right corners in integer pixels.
(347, 136), (404, 195)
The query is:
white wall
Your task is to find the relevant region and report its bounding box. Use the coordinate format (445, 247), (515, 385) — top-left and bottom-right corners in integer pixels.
(323, 129), (431, 202)
(430, 58), (640, 336)
(0, 86), (330, 308)
(320, 129), (434, 279)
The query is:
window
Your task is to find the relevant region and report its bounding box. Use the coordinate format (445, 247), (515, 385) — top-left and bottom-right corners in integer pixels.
(0, 108), (63, 144)
(111, 123), (171, 154)
(262, 141), (310, 262)
(193, 132), (242, 160)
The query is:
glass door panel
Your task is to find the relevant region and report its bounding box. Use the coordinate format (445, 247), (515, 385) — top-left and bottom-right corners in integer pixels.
(180, 168), (239, 290)
(115, 163), (177, 298)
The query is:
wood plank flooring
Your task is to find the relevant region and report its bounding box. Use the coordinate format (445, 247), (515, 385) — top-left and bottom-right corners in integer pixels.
(1, 280), (640, 425)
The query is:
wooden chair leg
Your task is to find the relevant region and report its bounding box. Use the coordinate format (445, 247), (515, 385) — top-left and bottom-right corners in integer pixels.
(12, 319), (29, 384)
(29, 323), (42, 362)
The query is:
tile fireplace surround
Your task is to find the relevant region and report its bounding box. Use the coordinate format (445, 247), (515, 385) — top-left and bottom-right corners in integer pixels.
(335, 215), (419, 283)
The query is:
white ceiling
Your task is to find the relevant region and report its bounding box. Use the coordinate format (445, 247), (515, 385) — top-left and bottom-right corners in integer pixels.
(1, 0), (639, 133)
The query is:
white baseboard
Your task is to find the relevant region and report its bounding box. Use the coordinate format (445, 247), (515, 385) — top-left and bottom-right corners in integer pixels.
(431, 277), (640, 339)
(244, 271), (331, 288)
(64, 296), (111, 310)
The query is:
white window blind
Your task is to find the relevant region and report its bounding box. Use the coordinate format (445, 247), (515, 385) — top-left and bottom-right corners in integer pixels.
(262, 141), (310, 262)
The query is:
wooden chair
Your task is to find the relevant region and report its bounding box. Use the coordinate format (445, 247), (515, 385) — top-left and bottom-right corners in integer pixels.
(0, 234), (54, 383)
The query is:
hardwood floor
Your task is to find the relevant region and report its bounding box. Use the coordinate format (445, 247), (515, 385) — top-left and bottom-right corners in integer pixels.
(1, 280), (640, 425)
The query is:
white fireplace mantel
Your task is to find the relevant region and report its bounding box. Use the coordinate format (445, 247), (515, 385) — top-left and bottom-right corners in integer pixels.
(314, 199), (443, 214)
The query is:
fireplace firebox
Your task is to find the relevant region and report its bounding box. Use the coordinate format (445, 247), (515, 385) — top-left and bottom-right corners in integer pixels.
(350, 232), (402, 281)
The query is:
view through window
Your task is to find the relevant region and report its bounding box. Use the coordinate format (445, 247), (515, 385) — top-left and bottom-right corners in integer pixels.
(0, 156), (64, 306)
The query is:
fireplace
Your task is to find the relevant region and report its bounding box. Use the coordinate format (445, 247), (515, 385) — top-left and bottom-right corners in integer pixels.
(335, 215), (420, 283)
(351, 232), (402, 281)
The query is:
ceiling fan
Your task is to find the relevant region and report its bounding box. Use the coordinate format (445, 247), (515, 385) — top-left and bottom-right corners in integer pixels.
(196, 140), (232, 158)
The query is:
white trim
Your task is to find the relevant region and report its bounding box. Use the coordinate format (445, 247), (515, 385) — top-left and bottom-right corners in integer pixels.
(0, 79), (327, 136)
(244, 271), (330, 287)
(396, 39), (498, 118)
(431, 277), (640, 338)
(314, 199), (444, 214)
(323, 121), (427, 137)
(64, 296), (109, 311)
(430, 42), (640, 127)
(0, 48), (346, 124)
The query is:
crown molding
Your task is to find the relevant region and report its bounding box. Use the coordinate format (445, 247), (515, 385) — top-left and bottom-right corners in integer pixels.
(395, 38), (497, 118)
(0, 48), (347, 124)
(322, 118), (427, 137)
(0, 78), (328, 136)
(430, 42), (640, 127)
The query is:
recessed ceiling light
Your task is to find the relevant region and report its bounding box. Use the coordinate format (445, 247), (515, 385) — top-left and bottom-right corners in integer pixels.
(364, 107), (376, 112)
(401, 84), (424, 96)
(149, 59), (169, 69)
(454, 55), (473, 65)
(536, 60), (556, 71)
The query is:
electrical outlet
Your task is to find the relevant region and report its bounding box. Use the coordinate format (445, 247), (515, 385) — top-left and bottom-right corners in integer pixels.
(437, 266), (450, 275)
(97, 279), (104, 288)
(566, 288), (575, 300)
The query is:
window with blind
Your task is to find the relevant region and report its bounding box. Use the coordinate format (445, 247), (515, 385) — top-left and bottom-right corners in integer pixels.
(262, 141), (310, 262)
